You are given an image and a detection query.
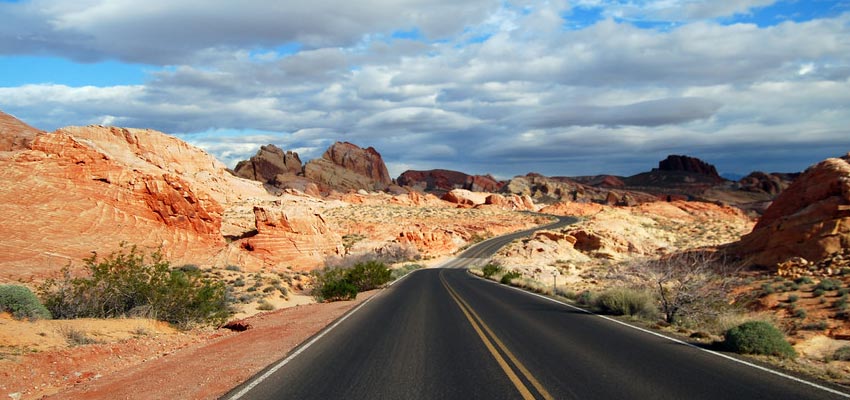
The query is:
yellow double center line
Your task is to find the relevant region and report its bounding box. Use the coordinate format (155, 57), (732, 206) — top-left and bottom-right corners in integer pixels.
(439, 271), (554, 400)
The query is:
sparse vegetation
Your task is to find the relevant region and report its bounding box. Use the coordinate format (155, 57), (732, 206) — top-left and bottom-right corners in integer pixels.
(722, 321), (796, 358)
(60, 326), (99, 346)
(0, 285), (52, 320)
(626, 252), (736, 324)
(482, 263), (503, 278)
(593, 287), (656, 318)
(312, 260), (393, 302)
(500, 270), (522, 284)
(830, 346), (850, 362)
(816, 279), (842, 292)
(391, 264), (424, 280)
(38, 245), (230, 328)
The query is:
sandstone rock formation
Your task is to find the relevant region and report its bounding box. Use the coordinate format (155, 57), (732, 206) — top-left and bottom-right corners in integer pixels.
(242, 207), (343, 266)
(730, 153), (850, 271)
(396, 169), (504, 194)
(234, 145), (302, 183)
(304, 142), (392, 192)
(736, 171), (798, 196)
(0, 110), (42, 152)
(502, 173), (656, 205)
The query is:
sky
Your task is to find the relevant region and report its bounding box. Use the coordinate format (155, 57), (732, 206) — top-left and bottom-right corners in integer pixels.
(1, 0), (849, 179)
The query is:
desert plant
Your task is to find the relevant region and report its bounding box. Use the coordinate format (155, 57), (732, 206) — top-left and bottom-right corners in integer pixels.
(38, 245), (230, 328)
(722, 321), (796, 358)
(577, 290), (595, 306)
(831, 346), (850, 361)
(816, 279), (842, 291)
(312, 267), (358, 302)
(256, 300), (275, 311)
(225, 265), (242, 272)
(391, 264), (424, 280)
(346, 261), (392, 291)
(60, 326), (99, 346)
(0, 285), (52, 320)
(793, 308), (807, 319)
(787, 294), (799, 303)
(482, 263), (504, 278)
(626, 252), (737, 324)
(795, 276), (814, 285)
(813, 288), (826, 297)
(760, 283), (774, 296)
(594, 287), (657, 318)
(500, 270), (522, 284)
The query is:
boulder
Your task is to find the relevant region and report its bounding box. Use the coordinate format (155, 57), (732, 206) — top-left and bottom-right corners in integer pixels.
(233, 144), (302, 183)
(729, 153), (850, 270)
(304, 142), (392, 192)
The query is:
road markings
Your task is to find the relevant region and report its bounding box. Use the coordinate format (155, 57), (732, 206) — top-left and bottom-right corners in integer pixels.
(472, 273), (850, 399)
(226, 269), (421, 400)
(440, 271), (554, 400)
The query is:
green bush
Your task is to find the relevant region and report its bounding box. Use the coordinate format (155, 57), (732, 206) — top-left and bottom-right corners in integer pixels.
(577, 290), (595, 306)
(482, 263), (503, 278)
(831, 346), (850, 361)
(0, 285), (52, 320)
(813, 288), (826, 297)
(722, 321), (796, 358)
(391, 264), (424, 280)
(795, 277), (814, 285)
(594, 287), (656, 317)
(500, 271), (521, 284)
(347, 261), (392, 291)
(816, 279), (842, 291)
(38, 245), (229, 328)
(311, 261), (392, 302)
(312, 268), (358, 302)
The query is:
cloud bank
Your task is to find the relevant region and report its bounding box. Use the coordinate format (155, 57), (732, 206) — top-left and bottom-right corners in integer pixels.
(1, 0), (848, 178)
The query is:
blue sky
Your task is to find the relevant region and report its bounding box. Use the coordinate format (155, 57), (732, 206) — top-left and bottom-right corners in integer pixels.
(1, 0), (849, 178)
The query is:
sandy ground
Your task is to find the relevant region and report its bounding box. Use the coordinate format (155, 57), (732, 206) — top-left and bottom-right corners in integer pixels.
(0, 291), (377, 400)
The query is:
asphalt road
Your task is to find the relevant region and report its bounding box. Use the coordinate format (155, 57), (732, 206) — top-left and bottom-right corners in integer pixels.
(226, 221), (849, 400)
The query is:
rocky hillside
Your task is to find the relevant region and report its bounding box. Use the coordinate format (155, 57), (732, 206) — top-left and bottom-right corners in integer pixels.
(0, 110), (42, 152)
(0, 112), (544, 281)
(397, 169), (504, 194)
(501, 173), (657, 205)
(304, 141), (393, 193)
(728, 153), (850, 274)
(234, 144), (302, 183)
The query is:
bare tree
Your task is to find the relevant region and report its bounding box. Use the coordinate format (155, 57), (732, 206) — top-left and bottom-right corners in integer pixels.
(625, 251), (739, 325)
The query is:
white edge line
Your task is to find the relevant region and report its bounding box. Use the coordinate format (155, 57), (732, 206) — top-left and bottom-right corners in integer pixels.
(468, 271), (850, 399)
(227, 269), (419, 399)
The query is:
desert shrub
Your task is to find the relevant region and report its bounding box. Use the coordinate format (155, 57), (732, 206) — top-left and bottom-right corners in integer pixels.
(312, 268), (358, 302)
(831, 346), (850, 361)
(626, 253), (736, 324)
(346, 261), (393, 291)
(793, 308), (807, 319)
(38, 245), (229, 328)
(178, 264), (200, 273)
(838, 288), (850, 297)
(577, 290), (595, 306)
(256, 300), (275, 311)
(787, 294), (799, 303)
(391, 264), (424, 280)
(482, 263), (504, 278)
(594, 287), (657, 318)
(722, 321), (796, 358)
(60, 327), (99, 346)
(0, 285), (52, 320)
(795, 277), (814, 285)
(801, 321), (829, 331)
(500, 270), (522, 284)
(760, 283), (774, 296)
(225, 265), (242, 272)
(813, 288), (826, 297)
(816, 279), (842, 291)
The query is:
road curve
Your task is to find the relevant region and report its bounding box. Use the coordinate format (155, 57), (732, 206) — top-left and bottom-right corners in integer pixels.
(225, 217), (849, 400)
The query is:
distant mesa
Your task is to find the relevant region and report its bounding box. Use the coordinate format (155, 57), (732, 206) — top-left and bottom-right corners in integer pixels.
(397, 169), (504, 195)
(657, 154), (721, 178)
